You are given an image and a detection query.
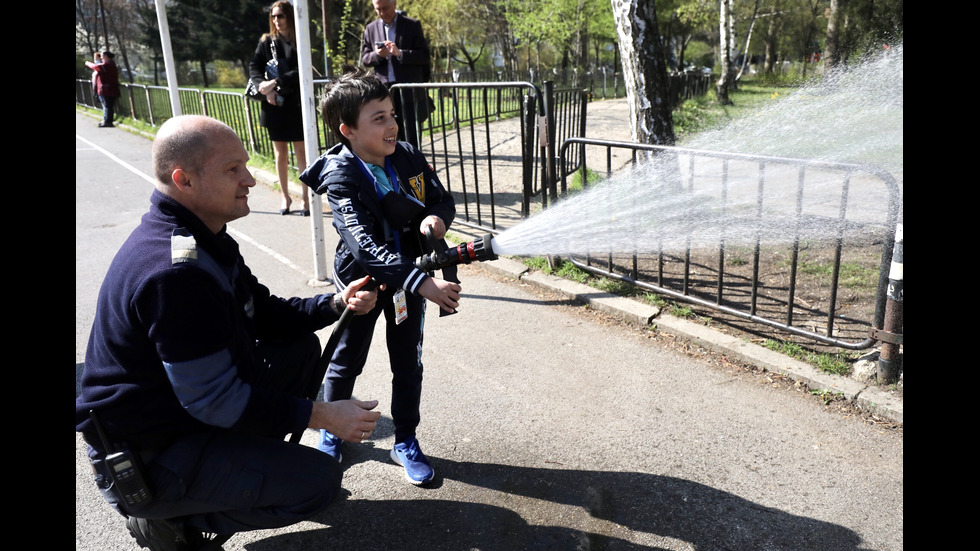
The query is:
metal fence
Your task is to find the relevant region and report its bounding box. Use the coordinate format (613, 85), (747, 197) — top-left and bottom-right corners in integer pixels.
(74, 76), (909, 352)
(438, 67), (712, 105)
(555, 138), (901, 350)
(75, 76), (589, 236)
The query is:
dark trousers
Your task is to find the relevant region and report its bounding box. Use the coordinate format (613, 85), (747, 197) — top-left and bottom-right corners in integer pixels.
(390, 87), (428, 149)
(90, 334), (340, 535)
(324, 287), (426, 443)
(99, 94), (117, 125)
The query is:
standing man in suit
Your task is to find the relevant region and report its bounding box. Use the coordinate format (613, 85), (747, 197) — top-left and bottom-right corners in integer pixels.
(361, 0), (431, 148)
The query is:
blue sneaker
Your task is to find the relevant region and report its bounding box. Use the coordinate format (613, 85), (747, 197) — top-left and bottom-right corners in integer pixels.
(317, 430), (343, 463)
(390, 436), (435, 485)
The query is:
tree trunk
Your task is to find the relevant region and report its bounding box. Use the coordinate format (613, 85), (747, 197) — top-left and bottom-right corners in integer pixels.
(735, 0), (761, 81)
(200, 59), (210, 88)
(610, 0), (675, 146)
(716, 0), (734, 104)
(825, 0), (844, 68)
(762, 8), (780, 74)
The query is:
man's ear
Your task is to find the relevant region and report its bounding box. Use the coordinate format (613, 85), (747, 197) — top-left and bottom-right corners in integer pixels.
(171, 168), (192, 191)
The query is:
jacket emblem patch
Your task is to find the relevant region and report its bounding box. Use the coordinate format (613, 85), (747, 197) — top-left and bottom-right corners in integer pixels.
(407, 172), (425, 202)
(171, 233), (198, 264)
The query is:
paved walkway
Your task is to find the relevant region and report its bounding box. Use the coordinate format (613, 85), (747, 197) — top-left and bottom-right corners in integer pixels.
(75, 108), (902, 551)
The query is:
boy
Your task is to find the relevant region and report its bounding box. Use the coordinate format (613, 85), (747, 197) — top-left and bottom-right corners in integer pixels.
(300, 68), (460, 485)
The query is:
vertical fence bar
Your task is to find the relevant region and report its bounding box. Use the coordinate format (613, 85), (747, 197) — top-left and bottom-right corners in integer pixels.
(826, 172), (851, 337)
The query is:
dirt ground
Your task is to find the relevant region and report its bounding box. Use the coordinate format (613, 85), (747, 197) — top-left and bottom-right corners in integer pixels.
(563, 226), (902, 390)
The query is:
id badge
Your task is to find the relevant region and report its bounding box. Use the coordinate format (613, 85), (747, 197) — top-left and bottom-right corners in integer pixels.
(393, 289), (408, 325)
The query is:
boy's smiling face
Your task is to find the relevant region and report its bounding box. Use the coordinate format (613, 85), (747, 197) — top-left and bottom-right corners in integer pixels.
(342, 97), (399, 166)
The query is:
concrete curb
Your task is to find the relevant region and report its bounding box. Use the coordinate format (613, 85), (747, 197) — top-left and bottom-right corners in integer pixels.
(480, 256), (904, 426)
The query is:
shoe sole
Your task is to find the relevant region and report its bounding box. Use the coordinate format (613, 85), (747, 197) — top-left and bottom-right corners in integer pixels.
(390, 449), (434, 485)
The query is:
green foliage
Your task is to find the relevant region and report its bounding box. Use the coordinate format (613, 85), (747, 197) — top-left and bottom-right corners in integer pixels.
(797, 257), (878, 290)
(763, 339), (853, 376)
(214, 60), (245, 88)
(670, 305), (695, 318)
(328, 0), (356, 73)
(672, 76), (787, 141)
(522, 256), (551, 272)
(566, 167), (603, 194)
(553, 262), (590, 283)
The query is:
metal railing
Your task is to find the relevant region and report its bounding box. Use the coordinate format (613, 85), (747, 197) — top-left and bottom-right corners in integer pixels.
(439, 67), (713, 105)
(76, 77), (897, 351)
(555, 137), (901, 350)
(75, 77), (588, 235)
(387, 81), (590, 235)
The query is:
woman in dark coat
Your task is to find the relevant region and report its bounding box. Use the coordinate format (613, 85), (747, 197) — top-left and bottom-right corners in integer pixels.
(249, 1), (310, 215)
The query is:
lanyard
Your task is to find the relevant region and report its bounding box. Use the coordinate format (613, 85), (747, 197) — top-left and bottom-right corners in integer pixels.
(354, 155), (403, 253)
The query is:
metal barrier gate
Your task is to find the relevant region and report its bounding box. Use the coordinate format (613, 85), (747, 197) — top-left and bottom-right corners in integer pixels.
(556, 137), (901, 350)
(76, 78), (589, 231)
(389, 81), (588, 235)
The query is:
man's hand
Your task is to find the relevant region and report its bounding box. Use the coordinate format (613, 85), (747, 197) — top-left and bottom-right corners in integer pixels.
(377, 41), (401, 59)
(418, 277), (461, 313)
(420, 216), (446, 240)
(340, 276), (382, 314)
(309, 399), (381, 443)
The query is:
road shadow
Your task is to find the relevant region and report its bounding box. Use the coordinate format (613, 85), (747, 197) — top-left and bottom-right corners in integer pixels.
(245, 456), (868, 551)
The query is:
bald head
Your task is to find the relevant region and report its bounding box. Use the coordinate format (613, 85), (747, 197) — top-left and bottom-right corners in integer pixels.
(151, 115), (255, 233)
(152, 115), (239, 189)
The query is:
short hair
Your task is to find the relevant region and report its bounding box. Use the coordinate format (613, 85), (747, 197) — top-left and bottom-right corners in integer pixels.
(152, 116), (235, 186)
(319, 67), (391, 148)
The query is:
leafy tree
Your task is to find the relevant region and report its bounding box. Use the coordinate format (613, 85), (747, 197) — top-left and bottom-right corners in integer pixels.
(165, 0), (269, 84)
(501, 0), (612, 73)
(76, 0), (106, 58)
(826, 0), (902, 65)
(659, 0), (716, 72)
(400, 0), (487, 73)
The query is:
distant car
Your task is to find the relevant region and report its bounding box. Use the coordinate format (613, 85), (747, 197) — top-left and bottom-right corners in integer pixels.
(681, 65), (713, 76)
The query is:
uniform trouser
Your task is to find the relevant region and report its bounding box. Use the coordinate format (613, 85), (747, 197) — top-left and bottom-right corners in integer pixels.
(324, 286), (426, 443)
(89, 334), (341, 535)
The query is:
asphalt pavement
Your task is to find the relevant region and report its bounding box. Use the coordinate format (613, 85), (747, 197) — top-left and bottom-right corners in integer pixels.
(75, 109), (903, 550)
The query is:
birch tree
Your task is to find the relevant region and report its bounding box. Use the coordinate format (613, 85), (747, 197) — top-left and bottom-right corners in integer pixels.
(715, 0), (734, 104)
(610, 0), (676, 146)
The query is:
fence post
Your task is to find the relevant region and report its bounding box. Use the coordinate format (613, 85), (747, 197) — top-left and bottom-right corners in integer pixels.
(126, 85), (136, 120)
(145, 87), (155, 126)
(542, 80), (557, 207)
(877, 222), (903, 383)
(521, 92), (537, 218)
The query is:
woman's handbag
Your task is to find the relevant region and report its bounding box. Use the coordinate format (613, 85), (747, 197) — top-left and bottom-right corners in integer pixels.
(245, 79), (263, 101)
(245, 38), (280, 102)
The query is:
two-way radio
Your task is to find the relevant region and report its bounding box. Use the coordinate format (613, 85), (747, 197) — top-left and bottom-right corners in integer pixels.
(89, 409), (153, 509)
